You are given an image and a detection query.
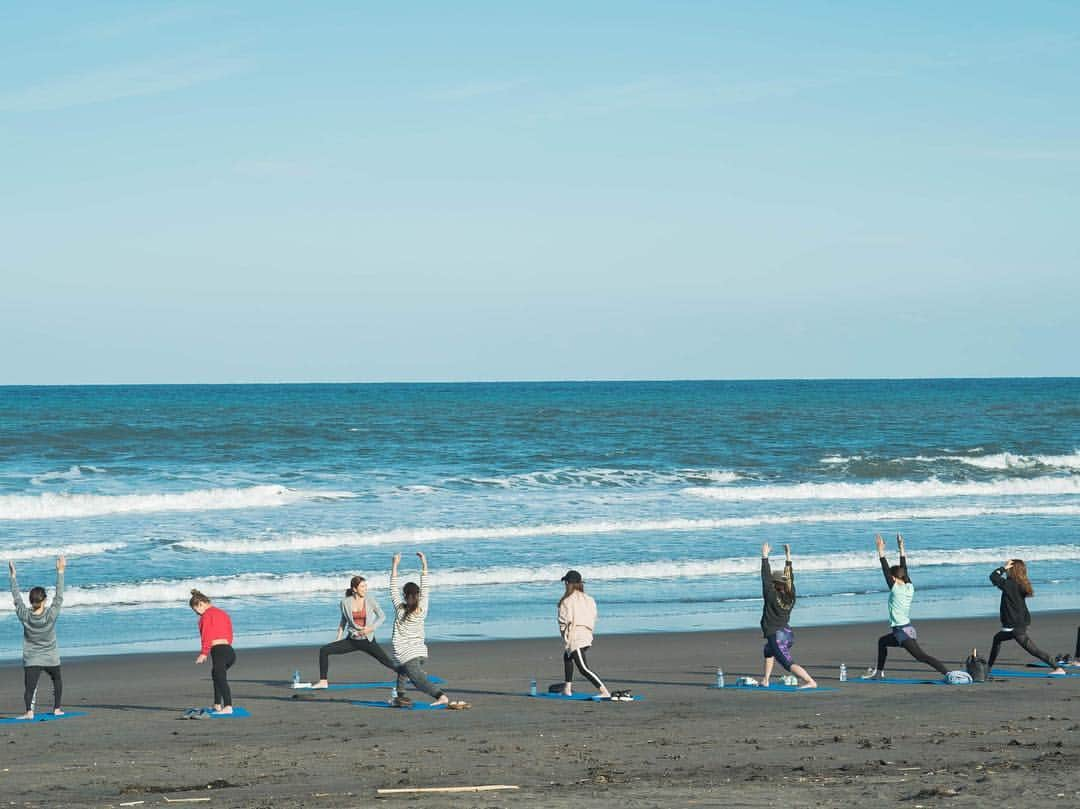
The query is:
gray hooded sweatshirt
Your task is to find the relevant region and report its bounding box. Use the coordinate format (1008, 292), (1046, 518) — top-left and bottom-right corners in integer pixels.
(10, 571), (64, 667)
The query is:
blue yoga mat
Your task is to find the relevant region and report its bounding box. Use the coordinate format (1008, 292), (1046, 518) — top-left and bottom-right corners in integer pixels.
(0, 711), (88, 724)
(991, 668), (1071, 679)
(710, 684), (836, 692)
(185, 706), (251, 718)
(529, 693), (643, 702)
(1030, 663), (1080, 676)
(846, 676), (942, 685)
(292, 675), (445, 691)
(351, 699), (446, 710)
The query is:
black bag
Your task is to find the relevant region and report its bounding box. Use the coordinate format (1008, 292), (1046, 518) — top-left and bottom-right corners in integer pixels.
(965, 647), (989, 682)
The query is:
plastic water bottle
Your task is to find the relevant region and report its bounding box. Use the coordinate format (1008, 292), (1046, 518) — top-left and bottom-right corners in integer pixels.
(529, 677), (537, 697)
(292, 670), (301, 686)
(390, 685), (398, 704)
(839, 663), (847, 682)
(715, 667), (725, 689)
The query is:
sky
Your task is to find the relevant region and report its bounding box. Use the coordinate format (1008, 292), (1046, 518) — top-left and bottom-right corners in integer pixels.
(1, 1), (1078, 384)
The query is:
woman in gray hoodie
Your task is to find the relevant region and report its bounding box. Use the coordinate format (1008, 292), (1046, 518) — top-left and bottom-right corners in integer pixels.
(9, 556), (66, 719)
(313, 575), (396, 688)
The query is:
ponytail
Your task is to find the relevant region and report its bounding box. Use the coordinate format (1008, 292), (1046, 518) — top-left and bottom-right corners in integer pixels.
(189, 589), (211, 608)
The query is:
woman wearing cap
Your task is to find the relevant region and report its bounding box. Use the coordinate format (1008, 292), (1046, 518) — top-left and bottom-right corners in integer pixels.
(760, 543), (816, 689)
(557, 570), (612, 698)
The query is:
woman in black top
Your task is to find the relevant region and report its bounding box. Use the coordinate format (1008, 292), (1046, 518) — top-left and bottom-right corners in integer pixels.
(987, 559), (1065, 675)
(759, 543), (817, 689)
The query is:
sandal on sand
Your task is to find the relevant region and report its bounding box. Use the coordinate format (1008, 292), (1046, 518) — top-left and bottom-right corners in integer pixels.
(447, 701), (471, 710)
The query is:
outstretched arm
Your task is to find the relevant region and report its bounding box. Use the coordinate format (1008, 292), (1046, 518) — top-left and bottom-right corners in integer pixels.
(49, 556), (65, 617)
(417, 552), (430, 613)
(784, 544), (795, 596)
(896, 534), (910, 585)
(876, 534), (893, 587)
(390, 553), (403, 610)
(761, 543), (773, 599)
(9, 561), (28, 622)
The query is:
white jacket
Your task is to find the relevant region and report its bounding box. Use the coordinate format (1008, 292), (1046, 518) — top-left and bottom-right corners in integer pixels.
(557, 590), (597, 652)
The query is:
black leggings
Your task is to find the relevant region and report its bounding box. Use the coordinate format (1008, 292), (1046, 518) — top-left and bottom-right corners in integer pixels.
(319, 637), (396, 679)
(876, 634), (949, 676)
(563, 646), (606, 691)
(987, 628), (1053, 668)
(211, 644), (236, 707)
(24, 666), (62, 712)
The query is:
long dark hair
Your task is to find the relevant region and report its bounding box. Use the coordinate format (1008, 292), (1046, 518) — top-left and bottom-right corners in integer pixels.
(559, 581), (584, 607)
(346, 575), (365, 598)
(890, 564), (911, 584)
(772, 573), (795, 609)
(1009, 560), (1034, 598)
(401, 581), (421, 619)
(189, 589), (211, 608)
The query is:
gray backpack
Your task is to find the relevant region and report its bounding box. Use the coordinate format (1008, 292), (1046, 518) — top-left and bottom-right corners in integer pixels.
(965, 647), (989, 682)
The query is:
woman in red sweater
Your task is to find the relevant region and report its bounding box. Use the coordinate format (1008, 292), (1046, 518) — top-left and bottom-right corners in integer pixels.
(189, 589), (235, 714)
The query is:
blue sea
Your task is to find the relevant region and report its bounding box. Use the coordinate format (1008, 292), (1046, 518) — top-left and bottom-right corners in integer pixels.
(1, 380), (1078, 662)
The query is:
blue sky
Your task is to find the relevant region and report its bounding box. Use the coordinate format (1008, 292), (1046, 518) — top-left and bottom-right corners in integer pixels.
(2, 2), (1078, 383)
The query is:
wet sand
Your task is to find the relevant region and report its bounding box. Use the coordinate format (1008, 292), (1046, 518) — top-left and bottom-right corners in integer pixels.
(1, 612), (1078, 807)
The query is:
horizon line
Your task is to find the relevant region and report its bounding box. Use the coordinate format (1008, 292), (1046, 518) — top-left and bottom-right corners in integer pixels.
(1, 375), (1077, 388)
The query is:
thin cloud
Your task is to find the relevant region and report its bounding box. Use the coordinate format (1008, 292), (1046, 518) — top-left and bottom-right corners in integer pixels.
(0, 55), (253, 113)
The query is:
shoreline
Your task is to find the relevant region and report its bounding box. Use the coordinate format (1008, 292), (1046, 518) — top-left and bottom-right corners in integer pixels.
(1, 612), (1078, 807)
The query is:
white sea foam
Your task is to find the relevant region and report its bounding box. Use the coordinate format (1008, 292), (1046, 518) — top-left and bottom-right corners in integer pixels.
(821, 455), (862, 465)
(59, 543), (1080, 608)
(175, 504), (1080, 555)
(886, 452), (1080, 471)
(445, 467), (741, 488)
(30, 465), (108, 485)
(3, 542), (126, 561)
(0, 485), (354, 521)
(685, 476), (1080, 502)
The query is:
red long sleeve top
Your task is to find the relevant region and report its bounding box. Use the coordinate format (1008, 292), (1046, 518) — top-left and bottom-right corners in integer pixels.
(197, 605), (233, 656)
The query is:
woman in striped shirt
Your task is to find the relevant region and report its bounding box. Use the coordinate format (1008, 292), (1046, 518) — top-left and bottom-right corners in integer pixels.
(390, 552), (465, 708)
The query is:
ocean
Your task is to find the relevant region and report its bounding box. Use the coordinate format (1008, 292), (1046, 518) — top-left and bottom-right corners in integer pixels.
(1, 380), (1078, 662)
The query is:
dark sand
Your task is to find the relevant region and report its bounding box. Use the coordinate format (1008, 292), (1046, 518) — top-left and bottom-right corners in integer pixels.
(2, 612), (1078, 808)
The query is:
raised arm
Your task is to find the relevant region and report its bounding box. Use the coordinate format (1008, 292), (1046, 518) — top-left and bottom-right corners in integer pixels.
(9, 561), (29, 622)
(390, 553), (403, 610)
(895, 534), (910, 585)
(761, 543), (774, 600)
(47, 556), (65, 618)
(990, 562), (1009, 590)
(417, 552), (429, 614)
(876, 534), (893, 587)
(784, 544), (795, 596)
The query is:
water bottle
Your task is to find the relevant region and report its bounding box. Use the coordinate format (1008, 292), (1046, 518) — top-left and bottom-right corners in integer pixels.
(839, 663), (847, 682)
(715, 667), (725, 689)
(529, 677), (537, 697)
(390, 685), (398, 704)
(292, 669), (301, 686)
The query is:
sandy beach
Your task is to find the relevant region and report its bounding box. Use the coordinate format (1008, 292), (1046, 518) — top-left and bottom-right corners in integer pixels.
(0, 612), (1077, 808)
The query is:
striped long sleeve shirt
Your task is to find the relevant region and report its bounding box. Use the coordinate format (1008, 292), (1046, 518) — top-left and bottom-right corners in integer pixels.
(390, 570), (429, 664)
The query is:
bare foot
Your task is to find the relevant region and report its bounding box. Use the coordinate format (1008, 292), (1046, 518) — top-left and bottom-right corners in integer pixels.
(561, 684), (572, 697)
(311, 680), (329, 689)
(432, 695), (449, 706)
(1050, 667), (1067, 676)
(599, 688), (611, 698)
(53, 709), (64, 717)
(213, 706), (234, 715)
(18, 711), (33, 721)
(798, 680), (818, 689)
(212, 704), (222, 712)
(761, 678), (771, 688)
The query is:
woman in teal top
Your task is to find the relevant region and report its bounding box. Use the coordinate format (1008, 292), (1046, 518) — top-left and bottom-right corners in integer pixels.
(860, 534), (949, 679)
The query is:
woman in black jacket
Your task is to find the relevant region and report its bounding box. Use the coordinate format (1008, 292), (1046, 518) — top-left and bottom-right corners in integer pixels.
(759, 543), (817, 689)
(986, 559), (1066, 675)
